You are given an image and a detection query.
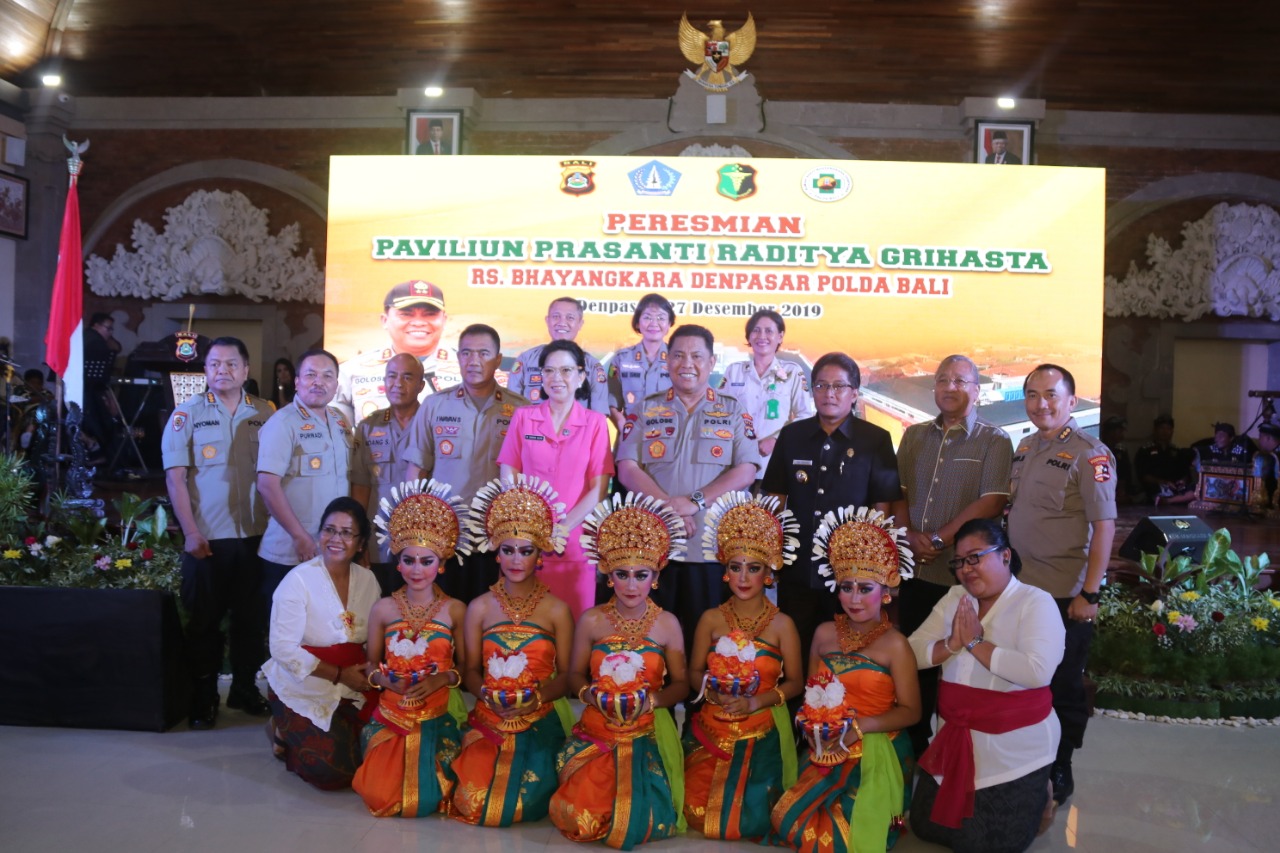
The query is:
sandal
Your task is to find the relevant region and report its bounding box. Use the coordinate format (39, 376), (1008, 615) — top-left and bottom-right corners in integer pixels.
(265, 721), (287, 761)
(1038, 779), (1057, 835)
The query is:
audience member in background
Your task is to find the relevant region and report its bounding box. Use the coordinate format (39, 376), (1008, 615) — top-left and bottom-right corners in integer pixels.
(498, 340), (613, 618)
(1099, 416), (1136, 504)
(717, 308), (815, 486)
(262, 497), (381, 790)
(270, 358), (296, 410)
(1250, 422), (1279, 513)
(606, 293), (674, 432)
(351, 353), (426, 595)
(909, 519), (1064, 853)
(1134, 414), (1195, 505)
(1006, 364), (1115, 808)
(81, 311), (121, 454)
(1192, 421), (1255, 466)
(507, 297), (611, 414)
(163, 336), (273, 729)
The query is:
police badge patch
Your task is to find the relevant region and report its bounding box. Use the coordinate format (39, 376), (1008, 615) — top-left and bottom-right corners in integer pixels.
(560, 160), (596, 196)
(1089, 454), (1112, 483)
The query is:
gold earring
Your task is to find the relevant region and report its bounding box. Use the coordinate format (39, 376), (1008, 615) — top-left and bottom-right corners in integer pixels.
(764, 576), (775, 587)
(652, 578), (659, 589)
(722, 573), (730, 582)
(882, 593), (892, 605)
(606, 578), (614, 588)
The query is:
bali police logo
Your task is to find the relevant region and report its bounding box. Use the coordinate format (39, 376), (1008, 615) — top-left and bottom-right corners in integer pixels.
(628, 160), (682, 197)
(802, 167), (852, 203)
(716, 163), (758, 201)
(560, 160), (596, 196)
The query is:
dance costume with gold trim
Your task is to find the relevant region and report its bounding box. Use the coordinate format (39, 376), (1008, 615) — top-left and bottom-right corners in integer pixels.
(770, 638), (913, 853)
(452, 620), (572, 825)
(352, 591), (464, 817)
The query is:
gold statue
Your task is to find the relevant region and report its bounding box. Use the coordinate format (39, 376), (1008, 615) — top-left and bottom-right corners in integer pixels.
(678, 12), (757, 92)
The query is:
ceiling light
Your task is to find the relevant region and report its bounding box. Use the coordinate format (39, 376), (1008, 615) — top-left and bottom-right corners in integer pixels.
(997, 97), (1016, 109)
(424, 86), (444, 97)
(42, 74), (62, 87)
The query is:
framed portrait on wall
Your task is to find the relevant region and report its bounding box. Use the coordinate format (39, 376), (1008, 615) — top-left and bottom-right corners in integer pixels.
(0, 172), (28, 239)
(975, 120), (1034, 165)
(407, 110), (463, 156)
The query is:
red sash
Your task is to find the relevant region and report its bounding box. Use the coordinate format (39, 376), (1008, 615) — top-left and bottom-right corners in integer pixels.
(918, 680), (1052, 828)
(303, 642), (378, 722)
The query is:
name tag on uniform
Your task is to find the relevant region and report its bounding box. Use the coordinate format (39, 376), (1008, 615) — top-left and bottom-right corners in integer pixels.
(524, 434), (545, 441)
(793, 459), (814, 465)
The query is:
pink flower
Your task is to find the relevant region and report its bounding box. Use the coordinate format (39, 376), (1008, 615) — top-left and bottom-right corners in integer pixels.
(94, 555), (112, 571)
(24, 536), (36, 546)
(142, 548), (154, 560)
(1174, 614), (1198, 633)
(1153, 623), (1167, 636)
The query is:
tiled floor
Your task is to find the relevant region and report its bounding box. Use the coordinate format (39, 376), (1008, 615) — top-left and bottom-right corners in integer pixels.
(1, 693), (1274, 853)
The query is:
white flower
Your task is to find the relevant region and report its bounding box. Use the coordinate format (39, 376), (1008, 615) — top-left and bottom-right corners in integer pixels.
(388, 635), (430, 660)
(714, 634), (758, 662)
(486, 651), (529, 680)
(27, 543), (43, 556)
(804, 679), (846, 709)
(1149, 600), (1165, 614)
(773, 367), (789, 382)
(600, 650), (645, 685)
(44, 535), (61, 548)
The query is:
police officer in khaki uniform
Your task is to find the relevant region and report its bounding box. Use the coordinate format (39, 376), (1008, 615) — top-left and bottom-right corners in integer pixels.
(508, 297), (610, 414)
(1007, 363), (1116, 807)
(163, 336), (273, 728)
(606, 293), (674, 431)
(404, 323), (528, 602)
(257, 349), (353, 605)
(617, 324), (760, 653)
(351, 353), (426, 595)
(334, 280), (459, 421)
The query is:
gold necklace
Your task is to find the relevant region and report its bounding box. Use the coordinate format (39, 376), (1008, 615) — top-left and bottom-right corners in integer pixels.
(394, 585), (448, 633)
(719, 598), (778, 640)
(603, 598), (661, 645)
(836, 612), (891, 653)
(490, 578), (548, 626)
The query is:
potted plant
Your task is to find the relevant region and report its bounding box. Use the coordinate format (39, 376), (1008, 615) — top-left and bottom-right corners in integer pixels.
(1090, 528), (1279, 719)
(0, 452), (187, 731)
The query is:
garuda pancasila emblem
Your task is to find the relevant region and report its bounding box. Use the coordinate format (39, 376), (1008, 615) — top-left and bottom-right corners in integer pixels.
(678, 13), (757, 92)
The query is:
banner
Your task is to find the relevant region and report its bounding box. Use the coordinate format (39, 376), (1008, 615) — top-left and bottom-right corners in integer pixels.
(326, 155), (1105, 439)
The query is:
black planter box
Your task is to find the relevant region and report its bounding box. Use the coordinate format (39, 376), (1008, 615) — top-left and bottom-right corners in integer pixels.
(0, 587), (187, 731)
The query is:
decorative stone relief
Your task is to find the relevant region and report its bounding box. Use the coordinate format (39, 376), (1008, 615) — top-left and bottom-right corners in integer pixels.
(1106, 202), (1280, 321)
(86, 189), (324, 304)
(680, 143), (752, 158)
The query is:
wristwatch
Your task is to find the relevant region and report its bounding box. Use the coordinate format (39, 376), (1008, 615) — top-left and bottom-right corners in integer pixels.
(930, 533), (945, 551)
(690, 490), (707, 510)
(965, 636), (985, 652)
(1079, 589), (1102, 605)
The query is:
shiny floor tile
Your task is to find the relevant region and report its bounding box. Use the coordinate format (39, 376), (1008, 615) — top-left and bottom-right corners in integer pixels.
(1, 708), (1273, 852)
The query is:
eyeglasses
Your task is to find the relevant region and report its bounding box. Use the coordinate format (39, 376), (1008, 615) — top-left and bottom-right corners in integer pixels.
(320, 526), (358, 542)
(948, 544), (1001, 572)
(540, 366), (581, 378)
(813, 382), (855, 394)
(935, 377), (974, 388)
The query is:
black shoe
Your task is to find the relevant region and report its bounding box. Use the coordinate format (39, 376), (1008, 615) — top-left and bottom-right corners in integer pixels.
(227, 686), (271, 717)
(189, 696), (219, 730)
(1050, 763), (1074, 805)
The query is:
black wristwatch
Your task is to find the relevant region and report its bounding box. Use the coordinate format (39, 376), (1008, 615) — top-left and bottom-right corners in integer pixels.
(930, 533), (945, 551)
(1079, 589), (1102, 605)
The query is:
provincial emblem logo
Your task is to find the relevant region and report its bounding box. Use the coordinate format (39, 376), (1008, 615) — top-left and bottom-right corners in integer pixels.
(628, 160), (682, 197)
(717, 163), (758, 201)
(560, 160), (596, 196)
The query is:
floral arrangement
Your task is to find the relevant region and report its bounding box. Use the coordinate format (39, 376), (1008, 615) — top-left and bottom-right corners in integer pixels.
(795, 670), (854, 762)
(1091, 528), (1279, 715)
(0, 455), (181, 594)
(383, 631), (439, 682)
(587, 650), (649, 725)
(695, 630), (761, 700)
(481, 650), (538, 710)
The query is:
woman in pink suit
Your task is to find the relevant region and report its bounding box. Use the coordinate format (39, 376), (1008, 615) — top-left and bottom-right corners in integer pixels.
(498, 340), (613, 618)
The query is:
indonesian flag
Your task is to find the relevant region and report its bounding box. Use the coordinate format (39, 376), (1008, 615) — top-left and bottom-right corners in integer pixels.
(44, 167), (83, 377)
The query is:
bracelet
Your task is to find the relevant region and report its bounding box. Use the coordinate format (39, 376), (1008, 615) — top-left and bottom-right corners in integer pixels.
(330, 665), (342, 685)
(367, 669), (382, 691)
(773, 686), (787, 707)
(965, 636), (985, 652)
(942, 638), (961, 656)
(441, 668), (461, 687)
(849, 717), (864, 742)
(578, 685), (592, 704)
(533, 688), (544, 710)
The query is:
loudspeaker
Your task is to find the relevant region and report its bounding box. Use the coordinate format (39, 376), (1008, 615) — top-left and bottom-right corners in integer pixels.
(1118, 515), (1214, 563)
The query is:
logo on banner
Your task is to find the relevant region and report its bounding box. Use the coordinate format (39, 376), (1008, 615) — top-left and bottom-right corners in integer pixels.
(716, 163), (758, 201)
(560, 160), (596, 196)
(802, 167), (852, 203)
(628, 160), (682, 197)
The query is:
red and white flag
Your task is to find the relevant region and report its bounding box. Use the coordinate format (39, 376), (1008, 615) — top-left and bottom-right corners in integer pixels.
(44, 158), (84, 377)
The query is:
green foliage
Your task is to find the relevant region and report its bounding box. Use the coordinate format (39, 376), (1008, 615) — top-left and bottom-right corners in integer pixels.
(0, 453), (35, 543)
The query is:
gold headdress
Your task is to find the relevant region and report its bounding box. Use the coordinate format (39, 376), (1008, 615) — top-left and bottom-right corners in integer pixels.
(580, 492), (686, 575)
(813, 506), (914, 591)
(469, 475), (567, 554)
(374, 478), (473, 560)
(701, 491), (800, 570)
